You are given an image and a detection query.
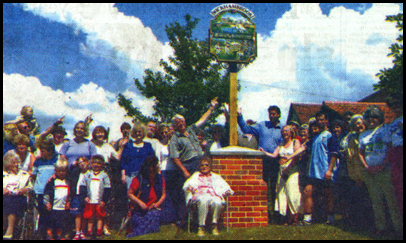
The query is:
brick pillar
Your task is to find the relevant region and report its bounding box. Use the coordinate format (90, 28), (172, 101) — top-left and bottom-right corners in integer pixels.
(211, 147), (268, 228)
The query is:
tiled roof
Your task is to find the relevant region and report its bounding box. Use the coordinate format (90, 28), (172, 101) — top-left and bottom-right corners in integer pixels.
(289, 101), (397, 125)
(324, 101), (397, 124)
(289, 103), (322, 124)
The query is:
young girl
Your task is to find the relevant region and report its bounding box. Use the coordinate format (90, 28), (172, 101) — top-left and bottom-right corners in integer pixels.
(70, 157), (90, 240)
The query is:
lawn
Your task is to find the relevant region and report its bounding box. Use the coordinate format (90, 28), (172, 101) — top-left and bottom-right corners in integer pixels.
(103, 220), (402, 240)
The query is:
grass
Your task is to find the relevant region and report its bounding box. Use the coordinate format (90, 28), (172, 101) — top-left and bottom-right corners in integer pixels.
(103, 219), (402, 240)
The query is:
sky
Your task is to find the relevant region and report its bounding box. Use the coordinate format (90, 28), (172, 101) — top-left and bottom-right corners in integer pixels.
(3, 3), (403, 141)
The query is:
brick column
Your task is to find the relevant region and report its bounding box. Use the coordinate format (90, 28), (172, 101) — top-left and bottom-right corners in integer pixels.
(211, 147), (268, 228)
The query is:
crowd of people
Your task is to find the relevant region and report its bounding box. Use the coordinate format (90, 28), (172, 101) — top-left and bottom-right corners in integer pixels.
(2, 94), (403, 239)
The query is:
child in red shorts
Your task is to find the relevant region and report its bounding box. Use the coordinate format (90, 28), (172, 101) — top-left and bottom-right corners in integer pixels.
(79, 155), (111, 239)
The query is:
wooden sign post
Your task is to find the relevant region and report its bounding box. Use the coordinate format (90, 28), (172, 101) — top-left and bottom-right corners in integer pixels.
(209, 4), (257, 146)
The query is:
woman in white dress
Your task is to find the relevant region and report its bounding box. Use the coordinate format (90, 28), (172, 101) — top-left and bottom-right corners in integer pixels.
(259, 125), (302, 225)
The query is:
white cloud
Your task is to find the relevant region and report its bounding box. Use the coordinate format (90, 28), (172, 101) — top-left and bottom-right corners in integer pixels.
(238, 3), (401, 123)
(3, 73), (137, 141)
(20, 3), (173, 83)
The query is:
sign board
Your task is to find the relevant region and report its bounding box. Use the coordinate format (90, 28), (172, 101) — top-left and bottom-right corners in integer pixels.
(209, 4), (257, 63)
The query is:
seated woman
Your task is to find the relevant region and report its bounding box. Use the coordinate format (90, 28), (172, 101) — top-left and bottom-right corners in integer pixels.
(126, 156), (166, 238)
(183, 156), (234, 237)
(3, 151), (33, 240)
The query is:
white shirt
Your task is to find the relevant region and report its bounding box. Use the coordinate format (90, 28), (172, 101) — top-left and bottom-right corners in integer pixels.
(53, 179), (70, 210)
(94, 142), (117, 163)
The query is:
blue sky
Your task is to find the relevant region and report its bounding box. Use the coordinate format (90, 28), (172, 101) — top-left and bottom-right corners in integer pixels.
(3, 3), (403, 140)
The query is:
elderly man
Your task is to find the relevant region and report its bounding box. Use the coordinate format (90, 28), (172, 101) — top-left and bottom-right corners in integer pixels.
(168, 97), (219, 224)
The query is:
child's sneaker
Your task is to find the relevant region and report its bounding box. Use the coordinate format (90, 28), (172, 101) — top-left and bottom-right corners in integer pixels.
(72, 233), (81, 240)
(79, 232), (86, 240)
(103, 226), (111, 236)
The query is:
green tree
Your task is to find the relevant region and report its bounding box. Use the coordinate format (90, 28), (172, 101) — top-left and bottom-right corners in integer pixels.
(374, 13), (403, 96)
(117, 15), (232, 127)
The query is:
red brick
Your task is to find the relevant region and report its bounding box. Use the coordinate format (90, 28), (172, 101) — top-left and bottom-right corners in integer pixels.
(233, 190), (245, 196)
(249, 170), (262, 175)
(255, 165), (263, 170)
(260, 190), (268, 196)
(247, 180), (261, 185)
(247, 223), (261, 227)
(249, 160), (262, 165)
(225, 175), (241, 180)
(229, 180), (246, 186)
(239, 218), (253, 223)
(253, 217), (268, 222)
(219, 170), (234, 175)
(227, 196), (239, 202)
(228, 218), (239, 223)
(238, 185), (253, 191)
(230, 223), (247, 228)
(242, 175), (257, 180)
(228, 207), (238, 212)
(231, 212), (246, 218)
(227, 165), (242, 170)
(247, 212), (261, 217)
(219, 160), (235, 165)
(253, 207), (268, 212)
(246, 191), (261, 196)
(254, 196), (267, 201)
(232, 160), (250, 165)
(235, 170), (248, 175)
(238, 207), (253, 212)
(246, 201), (260, 207)
(242, 165), (256, 170)
(230, 202), (246, 207)
(254, 186), (267, 191)
(238, 196), (253, 201)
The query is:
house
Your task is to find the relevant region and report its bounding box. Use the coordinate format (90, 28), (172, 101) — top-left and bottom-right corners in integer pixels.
(287, 101), (397, 125)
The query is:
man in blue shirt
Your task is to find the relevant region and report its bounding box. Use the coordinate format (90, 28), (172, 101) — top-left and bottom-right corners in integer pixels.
(300, 111), (339, 226)
(237, 105), (283, 224)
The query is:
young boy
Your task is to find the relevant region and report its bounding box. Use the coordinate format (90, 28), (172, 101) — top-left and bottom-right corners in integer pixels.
(31, 138), (58, 238)
(70, 157), (90, 240)
(79, 155), (111, 239)
(43, 159), (71, 240)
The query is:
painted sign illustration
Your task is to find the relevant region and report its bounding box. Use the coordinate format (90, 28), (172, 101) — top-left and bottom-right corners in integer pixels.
(209, 4), (257, 63)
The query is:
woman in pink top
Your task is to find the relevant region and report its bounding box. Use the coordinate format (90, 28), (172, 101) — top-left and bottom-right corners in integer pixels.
(183, 157), (233, 237)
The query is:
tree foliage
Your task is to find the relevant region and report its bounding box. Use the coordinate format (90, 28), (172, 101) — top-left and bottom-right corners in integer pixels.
(374, 13), (403, 96)
(117, 15), (233, 126)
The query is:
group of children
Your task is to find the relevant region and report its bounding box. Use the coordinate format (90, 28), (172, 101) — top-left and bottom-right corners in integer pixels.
(4, 140), (112, 240)
(43, 154), (111, 240)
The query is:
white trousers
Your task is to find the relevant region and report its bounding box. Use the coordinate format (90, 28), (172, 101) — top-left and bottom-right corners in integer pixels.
(193, 194), (223, 226)
(275, 172), (301, 216)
